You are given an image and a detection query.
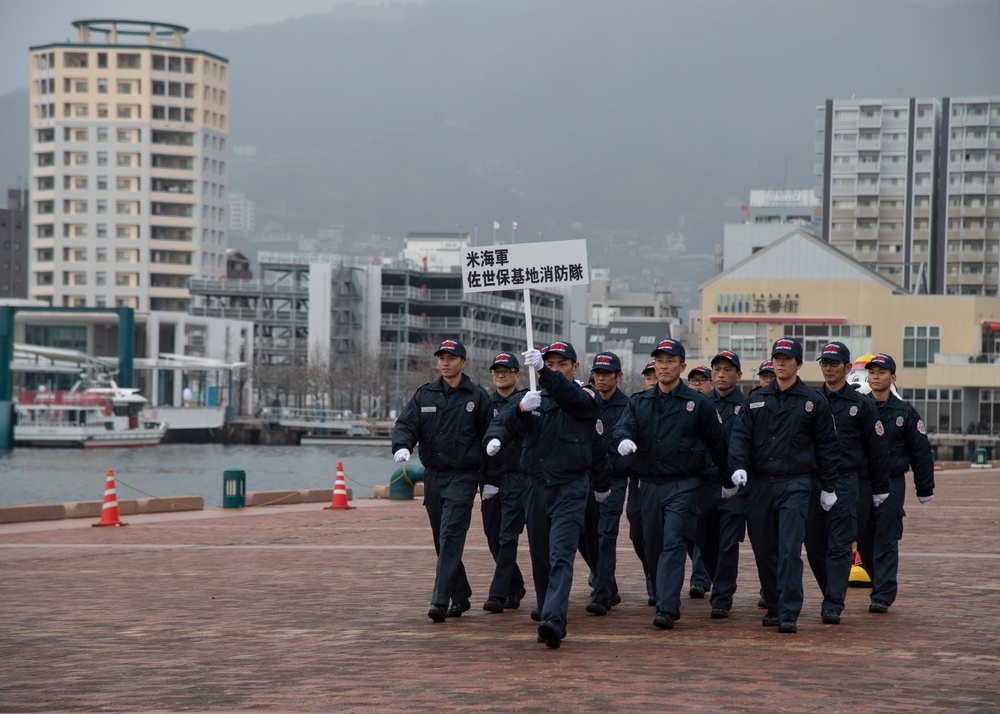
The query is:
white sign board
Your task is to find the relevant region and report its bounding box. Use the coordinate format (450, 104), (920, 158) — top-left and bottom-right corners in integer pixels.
(461, 239), (590, 293)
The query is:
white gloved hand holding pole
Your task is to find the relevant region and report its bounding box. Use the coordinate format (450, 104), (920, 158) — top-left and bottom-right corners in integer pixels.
(618, 439), (637, 456)
(486, 438), (502, 456)
(393, 448), (411, 464)
(520, 390), (542, 412)
(522, 348), (544, 371)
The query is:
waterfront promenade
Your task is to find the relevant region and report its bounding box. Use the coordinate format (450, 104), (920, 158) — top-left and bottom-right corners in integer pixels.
(1, 466), (998, 713)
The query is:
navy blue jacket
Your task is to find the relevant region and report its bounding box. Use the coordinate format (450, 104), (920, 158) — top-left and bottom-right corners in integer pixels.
(486, 367), (605, 488)
(483, 387), (526, 483)
(598, 388), (633, 479)
(704, 386), (747, 486)
(729, 377), (840, 492)
(874, 392), (935, 498)
(821, 382), (889, 493)
(391, 374), (493, 480)
(612, 381), (730, 484)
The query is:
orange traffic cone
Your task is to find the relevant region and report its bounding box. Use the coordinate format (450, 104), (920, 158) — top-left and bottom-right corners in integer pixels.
(325, 461), (355, 510)
(92, 469), (128, 527)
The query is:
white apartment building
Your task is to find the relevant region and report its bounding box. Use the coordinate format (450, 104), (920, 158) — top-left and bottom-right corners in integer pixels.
(227, 192), (255, 234)
(28, 19), (229, 312)
(937, 97), (1000, 296)
(816, 97), (940, 293)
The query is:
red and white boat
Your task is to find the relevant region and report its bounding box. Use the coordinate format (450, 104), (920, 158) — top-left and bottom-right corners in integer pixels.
(15, 380), (168, 448)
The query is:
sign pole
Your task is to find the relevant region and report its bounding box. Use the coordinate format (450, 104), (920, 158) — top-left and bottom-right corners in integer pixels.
(523, 288), (536, 391)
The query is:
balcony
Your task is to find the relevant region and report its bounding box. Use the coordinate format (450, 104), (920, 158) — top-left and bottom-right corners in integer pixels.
(961, 249), (986, 261)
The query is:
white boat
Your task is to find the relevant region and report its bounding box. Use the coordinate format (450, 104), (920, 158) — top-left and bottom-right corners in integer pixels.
(14, 380), (168, 448)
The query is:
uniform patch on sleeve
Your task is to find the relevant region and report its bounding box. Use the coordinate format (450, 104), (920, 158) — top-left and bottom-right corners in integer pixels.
(805, 400), (814, 413)
(595, 418), (604, 435)
(686, 400), (695, 412)
(875, 420), (885, 436)
(849, 405), (858, 416)
(466, 401), (476, 412)
(917, 419), (925, 434)
(896, 416), (904, 427)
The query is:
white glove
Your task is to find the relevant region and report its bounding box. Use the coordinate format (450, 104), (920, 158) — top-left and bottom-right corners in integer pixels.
(481, 484), (499, 501)
(721, 485), (739, 499)
(393, 448), (410, 463)
(618, 439), (637, 456)
(918, 494), (934, 504)
(486, 438), (502, 456)
(731, 469), (748, 487)
(594, 489), (611, 503)
(520, 390), (542, 412)
(872, 492), (889, 507)
(819, 490), (837, 512)
(522, 348), (544, 371)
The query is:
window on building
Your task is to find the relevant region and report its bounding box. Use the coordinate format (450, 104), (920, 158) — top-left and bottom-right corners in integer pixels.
(717, 322), (769, 362)
(782, 324), (872, 361)
(901, 387), (962, 435)
(903, 325), (940, 368)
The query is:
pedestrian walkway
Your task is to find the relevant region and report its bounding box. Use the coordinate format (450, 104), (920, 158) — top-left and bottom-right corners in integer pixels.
(1, 467), (998, 712)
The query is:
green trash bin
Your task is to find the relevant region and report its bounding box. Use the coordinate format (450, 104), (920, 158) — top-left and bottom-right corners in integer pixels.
(389, 462), (424, 500)
(223, 468), (246, 508)
(973, 447), (989, 468)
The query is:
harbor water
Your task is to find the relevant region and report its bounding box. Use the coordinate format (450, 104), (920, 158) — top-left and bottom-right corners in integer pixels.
(0, 443), (398, 509)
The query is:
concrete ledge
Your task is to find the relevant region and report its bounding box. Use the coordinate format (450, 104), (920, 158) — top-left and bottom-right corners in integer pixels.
(246, 489), (352, 507)
(0, 504), (67, 523)
(372, 483), (423, 499)
(300, 488), (334, 504)
(64, 501), (103, 519)
(136, 496), (204, 513)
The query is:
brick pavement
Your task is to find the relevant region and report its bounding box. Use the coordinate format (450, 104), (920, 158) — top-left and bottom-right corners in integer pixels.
(1, 467), (998, 713)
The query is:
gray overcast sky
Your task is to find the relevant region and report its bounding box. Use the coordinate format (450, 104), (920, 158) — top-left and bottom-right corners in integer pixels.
(0, 0), (422, 97)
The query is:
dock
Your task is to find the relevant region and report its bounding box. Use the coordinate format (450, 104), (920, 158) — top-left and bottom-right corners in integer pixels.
(1, 464), (998, 711)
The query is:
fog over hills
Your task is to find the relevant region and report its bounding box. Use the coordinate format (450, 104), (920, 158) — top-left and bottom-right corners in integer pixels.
(3, 0), (999, 297)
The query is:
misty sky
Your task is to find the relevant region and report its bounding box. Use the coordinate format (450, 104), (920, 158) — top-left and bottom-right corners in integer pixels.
(0, 0), (422, 97)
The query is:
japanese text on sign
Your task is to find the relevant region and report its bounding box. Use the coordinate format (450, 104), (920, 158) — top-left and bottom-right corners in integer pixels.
(462, 239), (590, 293)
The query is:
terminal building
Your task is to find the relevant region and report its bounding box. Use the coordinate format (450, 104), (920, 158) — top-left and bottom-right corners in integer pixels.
(699, 226), (1000, 435)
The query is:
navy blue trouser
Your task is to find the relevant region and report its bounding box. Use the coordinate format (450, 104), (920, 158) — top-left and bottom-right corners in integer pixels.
(640, 476), (700, 617)
(578, 490), (599, 576)
(695, 482), (747, 611)
(423, 470), (478, 607)
(804, 473), (858, 615)
(591, 477), (628, 604)
(484, 471), (526, 600)
(857, 474), (906, 607)
(687, 541), (711, 590)
(745, 476), (811, 624)
(524, 474), (589, 633)
(625, 476), (652, 597)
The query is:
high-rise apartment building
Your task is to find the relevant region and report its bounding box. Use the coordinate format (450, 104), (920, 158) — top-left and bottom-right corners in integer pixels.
(817, 98), (940, 293)
(28, 20), (229, 312)
(1, 189), (29, 299)
(817, 96), (1000, 296)
(937, 97), (1000, 296)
